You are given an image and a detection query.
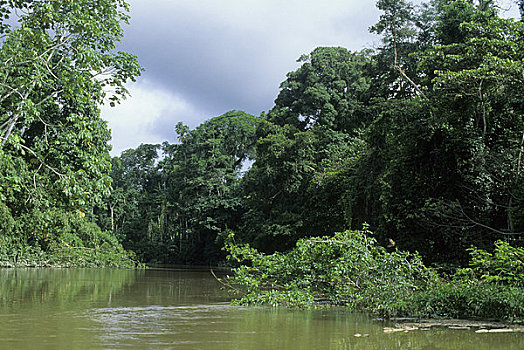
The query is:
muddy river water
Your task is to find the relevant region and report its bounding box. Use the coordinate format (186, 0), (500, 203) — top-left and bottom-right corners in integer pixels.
(0, 268), (522, 349)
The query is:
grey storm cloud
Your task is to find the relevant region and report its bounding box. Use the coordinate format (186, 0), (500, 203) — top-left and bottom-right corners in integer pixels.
(121, 0), (380, 114)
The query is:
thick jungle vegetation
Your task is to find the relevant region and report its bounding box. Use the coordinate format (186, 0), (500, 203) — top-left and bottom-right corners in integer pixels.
(102, 0), (524, 265)
(0, 0), (141, 267)
(1, 0), (523, 320)
(92, 0), (524, 319)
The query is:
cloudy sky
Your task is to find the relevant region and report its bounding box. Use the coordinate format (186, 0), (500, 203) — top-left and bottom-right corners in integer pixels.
(101, 0), (521, 156)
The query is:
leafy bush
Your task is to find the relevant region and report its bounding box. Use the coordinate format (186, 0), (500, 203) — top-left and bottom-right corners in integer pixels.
(224, 230), (524, 321)
(414, 240), (524, 322)
(225, 228), (437, 317)
(462, 241), (524, 285)
(0, 208), (138, 268)
(415, 279), (524, 322)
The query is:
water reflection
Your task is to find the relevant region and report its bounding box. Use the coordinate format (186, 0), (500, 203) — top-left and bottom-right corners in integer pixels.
(0, 268), (140, 311)
(0, 268), (522, 350)
(0, 268), (140, 350)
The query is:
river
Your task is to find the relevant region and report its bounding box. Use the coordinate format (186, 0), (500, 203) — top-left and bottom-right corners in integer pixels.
(0, 268), (522, 349)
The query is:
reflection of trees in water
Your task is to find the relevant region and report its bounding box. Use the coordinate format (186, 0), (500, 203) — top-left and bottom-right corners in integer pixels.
(224, 309), (523, 350)
(0, 268), (141, 311)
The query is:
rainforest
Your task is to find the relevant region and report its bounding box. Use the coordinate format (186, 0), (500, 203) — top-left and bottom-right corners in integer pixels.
(1, 0), (523, 321)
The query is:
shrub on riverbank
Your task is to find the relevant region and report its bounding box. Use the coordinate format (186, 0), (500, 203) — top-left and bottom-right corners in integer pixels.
(413, 241), (524, 322)
(224, 229), (524, 322)
(414, 278), (524, 322)
(0, 208), (138, 268)
(224, 228), (437, 315)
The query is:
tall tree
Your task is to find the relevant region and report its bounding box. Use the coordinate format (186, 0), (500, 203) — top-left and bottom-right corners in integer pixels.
(267, 47), (372, 133)
(0, 0), (141, 254)
(165, 111), (262, 263)
(0, 0), (140, 210)
(369, 0), (423, 99)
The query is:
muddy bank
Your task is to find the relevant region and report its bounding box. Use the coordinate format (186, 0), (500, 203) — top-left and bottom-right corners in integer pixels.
(383, 318), (524, 333)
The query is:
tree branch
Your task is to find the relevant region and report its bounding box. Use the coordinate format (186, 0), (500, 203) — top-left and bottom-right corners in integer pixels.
(455, 202), (523, 236)
(391, 23), (428, 99)
(0, 136), (65, 177)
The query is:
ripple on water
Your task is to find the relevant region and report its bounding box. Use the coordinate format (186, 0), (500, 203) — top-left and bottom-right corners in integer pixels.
(84, 304), (256, 347)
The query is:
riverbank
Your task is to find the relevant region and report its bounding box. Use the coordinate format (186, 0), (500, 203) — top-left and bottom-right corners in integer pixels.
(0, 209), (139, 268)
(384, 319), (524, 333)
(0, 237), (138, 268)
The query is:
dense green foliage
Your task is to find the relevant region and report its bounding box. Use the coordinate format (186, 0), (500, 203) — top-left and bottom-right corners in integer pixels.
(240, 125), (365, 252)
(0, 0), (140, 267)
(344, 0), (524, 263)
(461, 240), (524, 285)
(96, 111), (263, 264)
(0, 205), (136, 267)
(224, 229), (524, 321)
(105, 0), (524, 270)
(268, 47), (373, 132)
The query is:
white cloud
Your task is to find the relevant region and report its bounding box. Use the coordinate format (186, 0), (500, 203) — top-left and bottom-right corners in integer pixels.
(105, 1), (383, 155)
(100, 79), (206, 156)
